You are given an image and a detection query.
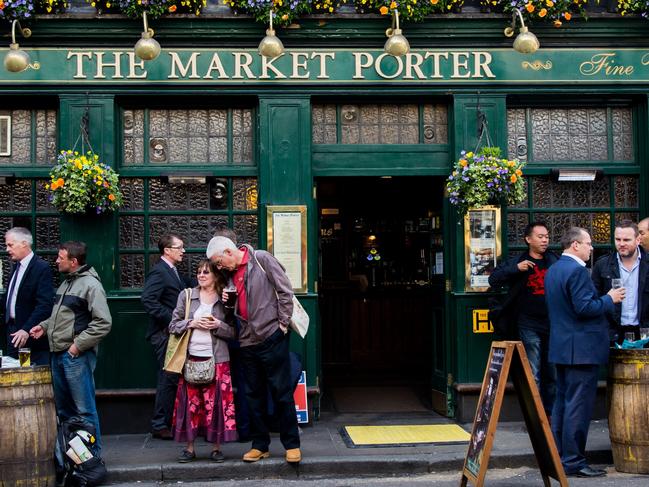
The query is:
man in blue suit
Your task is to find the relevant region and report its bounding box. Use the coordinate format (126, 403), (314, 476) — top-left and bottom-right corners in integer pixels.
(545, 227), (625, 478)
(141, 234), (193, 439)
(2, 227), (55, 365)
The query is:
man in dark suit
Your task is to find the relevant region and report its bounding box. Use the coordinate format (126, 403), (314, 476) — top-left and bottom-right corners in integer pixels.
(141, 234), (192, 439)
(592, 220), (649, 343)
(544, 227), (625, 478)
(2, 227), (54, 365)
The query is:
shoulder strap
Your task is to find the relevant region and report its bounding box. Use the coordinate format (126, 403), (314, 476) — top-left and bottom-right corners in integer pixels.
(252, 251), (280, 298)
(184, 288), (192, 321)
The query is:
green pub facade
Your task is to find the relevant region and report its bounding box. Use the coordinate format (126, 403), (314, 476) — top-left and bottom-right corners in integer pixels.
(1, 6), (648, 427)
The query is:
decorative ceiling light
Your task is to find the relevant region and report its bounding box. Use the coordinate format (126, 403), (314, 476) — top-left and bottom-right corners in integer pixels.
(504, 9), (540, 54)
(384, 10), (409, 57)
(258, 11), (284, 59)
(134, 12), (161, 61)
(4, 20), (38, 73)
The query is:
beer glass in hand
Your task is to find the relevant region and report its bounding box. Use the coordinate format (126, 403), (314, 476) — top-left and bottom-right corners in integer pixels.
(223, 283), (237, 310)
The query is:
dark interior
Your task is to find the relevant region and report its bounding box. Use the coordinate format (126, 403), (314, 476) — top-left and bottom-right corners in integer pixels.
(318, 176), (446, 410)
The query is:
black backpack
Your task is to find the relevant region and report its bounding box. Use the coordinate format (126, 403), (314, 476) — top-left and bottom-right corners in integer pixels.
(55, 418), (107, 487)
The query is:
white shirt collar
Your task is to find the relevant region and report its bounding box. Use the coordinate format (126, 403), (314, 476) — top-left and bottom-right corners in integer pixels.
(562, 252), (586, 267)
(161, 256), (176, 268)
(19, 251), (34, 268)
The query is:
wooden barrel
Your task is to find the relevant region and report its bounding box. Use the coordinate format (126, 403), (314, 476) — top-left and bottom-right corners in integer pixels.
(607, 348), (649, 474)
(0, 366), (57, 487)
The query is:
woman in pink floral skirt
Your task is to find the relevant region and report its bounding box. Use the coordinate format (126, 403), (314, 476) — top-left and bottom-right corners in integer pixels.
(169, 259), (237, 462)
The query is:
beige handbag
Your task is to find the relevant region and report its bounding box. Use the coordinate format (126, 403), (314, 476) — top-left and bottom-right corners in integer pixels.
(163, 289), (192, 374)
(183, 356), (216, 384)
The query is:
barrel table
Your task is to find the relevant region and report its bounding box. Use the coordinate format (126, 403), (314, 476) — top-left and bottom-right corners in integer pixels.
(0, 366), (57, 487)
(608, 348), (649, 474)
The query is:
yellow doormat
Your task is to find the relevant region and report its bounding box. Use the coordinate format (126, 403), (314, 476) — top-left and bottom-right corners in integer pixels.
(341, 424), (471, 448)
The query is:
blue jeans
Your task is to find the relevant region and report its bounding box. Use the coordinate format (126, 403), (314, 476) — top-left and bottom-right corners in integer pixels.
(519, 327), (557, 416)
(51, 350), (102, 452)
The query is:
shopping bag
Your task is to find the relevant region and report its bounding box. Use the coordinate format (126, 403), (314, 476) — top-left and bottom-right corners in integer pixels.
(163, 288), (192, 374)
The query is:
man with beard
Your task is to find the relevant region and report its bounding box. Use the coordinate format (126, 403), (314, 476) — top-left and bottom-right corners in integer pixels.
(592, 220), (649, 342)
(489, 222), (558, 418)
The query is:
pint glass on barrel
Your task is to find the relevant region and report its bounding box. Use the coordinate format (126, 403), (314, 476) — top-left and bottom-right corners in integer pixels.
(19, 348), (31, 367)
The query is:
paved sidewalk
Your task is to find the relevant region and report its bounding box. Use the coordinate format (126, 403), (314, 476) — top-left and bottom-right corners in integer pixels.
(102, 413), (613, 484)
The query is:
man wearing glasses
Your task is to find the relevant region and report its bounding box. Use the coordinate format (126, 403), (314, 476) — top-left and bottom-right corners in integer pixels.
(592, 220), (649, 343)
(142, 234), (192, 440)
(545, 227), (625, 478)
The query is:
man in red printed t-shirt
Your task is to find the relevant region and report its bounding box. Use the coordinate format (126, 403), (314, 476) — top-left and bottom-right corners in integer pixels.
(488, 222), (559, 418)
(206, 236), (301, 464)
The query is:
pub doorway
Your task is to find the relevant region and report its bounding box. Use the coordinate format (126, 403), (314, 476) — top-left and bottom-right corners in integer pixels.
(318, 176), (447, 414)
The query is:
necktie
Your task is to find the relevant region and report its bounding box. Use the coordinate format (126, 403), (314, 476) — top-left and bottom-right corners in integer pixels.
(5, 261), (20, 323)
(172, 266), (182, 286)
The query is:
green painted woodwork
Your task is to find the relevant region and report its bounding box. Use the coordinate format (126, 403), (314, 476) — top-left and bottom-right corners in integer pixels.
(5, 48), (649, 85)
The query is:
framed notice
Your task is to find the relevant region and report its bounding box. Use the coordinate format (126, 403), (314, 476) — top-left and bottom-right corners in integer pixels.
(464, 206), (501, 292)
(267, 205), (308, 293)
(0, 116), (10, 156)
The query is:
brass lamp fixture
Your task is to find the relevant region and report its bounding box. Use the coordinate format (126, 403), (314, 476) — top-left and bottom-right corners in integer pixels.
(4, 20), (38, 73)
(258, 11), (284, 58)
(384, 10), (409, 57)
(504, 9), (540, 54)
(134, 12), (161, 61)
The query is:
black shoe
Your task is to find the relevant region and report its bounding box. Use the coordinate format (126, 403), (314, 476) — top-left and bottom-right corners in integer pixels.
(151, 427), (173, 440)
(177, 449), (196, 463)
(568, 466), (606, 478)
(211, 450), (225, 463)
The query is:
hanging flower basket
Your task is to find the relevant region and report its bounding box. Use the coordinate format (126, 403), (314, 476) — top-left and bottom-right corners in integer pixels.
(446, 147), (526, 216)
(47, 150), (124, 215)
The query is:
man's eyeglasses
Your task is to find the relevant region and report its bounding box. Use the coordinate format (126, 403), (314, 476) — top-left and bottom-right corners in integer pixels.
(168, 245), (184, 250)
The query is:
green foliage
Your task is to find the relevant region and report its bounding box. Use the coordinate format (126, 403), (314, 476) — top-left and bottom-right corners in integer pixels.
(354, 0), (463, 21)
(48, 151), (124, 215)
(446, 147), (526, 216)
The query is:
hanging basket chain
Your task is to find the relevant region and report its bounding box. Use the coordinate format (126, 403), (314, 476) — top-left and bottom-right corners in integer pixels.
(72, 107), (95, 156)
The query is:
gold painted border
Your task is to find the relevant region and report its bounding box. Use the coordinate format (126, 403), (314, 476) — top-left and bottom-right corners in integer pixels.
(464, 206), (502, 292)
(266, 205), (308, 294)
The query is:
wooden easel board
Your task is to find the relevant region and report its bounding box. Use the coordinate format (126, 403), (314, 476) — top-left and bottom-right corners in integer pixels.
(460, 341), (568, 487)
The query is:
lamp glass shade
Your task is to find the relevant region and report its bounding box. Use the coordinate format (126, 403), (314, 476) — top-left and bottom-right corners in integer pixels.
(384, 29), (410, 57)
(258, 29), (284, 58)
(4, 44), (30, 73)
(513, 27), (540, 54)
(134, 33), (161, 61)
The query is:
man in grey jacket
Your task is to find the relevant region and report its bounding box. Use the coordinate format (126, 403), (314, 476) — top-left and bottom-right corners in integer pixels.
(206, 236), (301, 464)
(30, 241), (112, 452)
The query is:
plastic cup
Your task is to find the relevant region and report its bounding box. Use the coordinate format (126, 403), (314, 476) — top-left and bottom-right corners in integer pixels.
(19, 348), (31, 367)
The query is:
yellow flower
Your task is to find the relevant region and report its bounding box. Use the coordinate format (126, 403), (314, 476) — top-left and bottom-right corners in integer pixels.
(508, 161), (516, 167)
(466, 152), (473, 158)
(459, 159), (468, 167)
(45, 184), (50, 190)
(390, 1), (397, 8)
(545, 0), (553, 6)
(380, 5), (388, 14)
(515, 169), (523, 176)
(282, 13), (288, 20)
(539, 8), (547, 17)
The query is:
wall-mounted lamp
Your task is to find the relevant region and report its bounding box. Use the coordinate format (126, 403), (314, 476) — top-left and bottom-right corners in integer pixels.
(504, 9), (540, 54)
(134, 12), (161, 61)
(4, 20), (39, 73)
(551, 168), (602, 182)
(165, 175), (208, 185)
(258, 11), (284, 58)
(384, 10), (409, 57)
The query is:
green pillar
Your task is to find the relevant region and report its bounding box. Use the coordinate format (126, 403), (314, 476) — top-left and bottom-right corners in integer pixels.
(58, 95), (117, 290)
(257, 96), (320, 390)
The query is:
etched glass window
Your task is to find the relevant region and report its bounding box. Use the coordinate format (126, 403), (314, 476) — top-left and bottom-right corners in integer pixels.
(312, 103), (448, 144)
(506, 175), (639, 261)
(507, 107), (633, 163)
(117, 177), (258, 289)
(0, 178), (61, 290)
(123, 108), (255, 166)
(0, 109), (57, 165)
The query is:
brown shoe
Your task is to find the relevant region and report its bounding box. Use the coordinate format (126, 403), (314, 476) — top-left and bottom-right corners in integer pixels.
(286, 448), (302, 463)
(242, 448), (270, 462)
(151, 428), (173, 440)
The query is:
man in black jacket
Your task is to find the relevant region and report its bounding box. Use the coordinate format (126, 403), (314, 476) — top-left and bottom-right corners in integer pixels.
(141, 234), (192, 439)
(2, 227), (55, 365)
(489, 222), (558, 417)
(592, 220), (649, 343)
